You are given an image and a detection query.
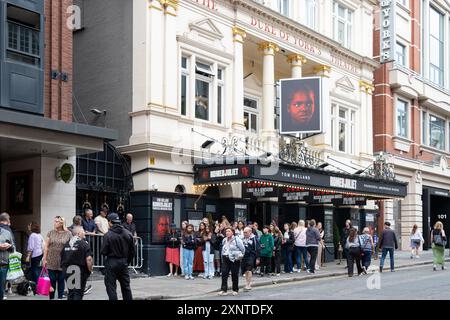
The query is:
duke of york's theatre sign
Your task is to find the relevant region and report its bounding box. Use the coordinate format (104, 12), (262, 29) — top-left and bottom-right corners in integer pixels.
(380, 0), (396, 64)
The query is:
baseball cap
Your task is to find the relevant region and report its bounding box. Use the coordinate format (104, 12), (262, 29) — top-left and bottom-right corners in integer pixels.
(107, 213), (121, 223)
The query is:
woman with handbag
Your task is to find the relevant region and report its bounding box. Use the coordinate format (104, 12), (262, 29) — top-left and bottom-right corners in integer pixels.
(25, 222), (44, 283)
(360, 227), (374, 272)
(182, 224), (196, 280)
(242, 227), (258, 291)
(165, 224), (181, 277)
(42, 216), (72, 299)
(345, 228), (363, 277)
(410, 224), (424, 259)
(431, 221), (447, 271)
(218, 228), (245, 296)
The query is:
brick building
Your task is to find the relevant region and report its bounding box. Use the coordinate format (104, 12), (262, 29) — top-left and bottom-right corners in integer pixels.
(0, 0), (116, 249)
(373, 0), (450, 250)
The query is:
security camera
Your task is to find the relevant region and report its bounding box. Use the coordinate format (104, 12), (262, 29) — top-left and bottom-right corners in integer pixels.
(90, 108), (107, 115)
(151, 183), (159, 191)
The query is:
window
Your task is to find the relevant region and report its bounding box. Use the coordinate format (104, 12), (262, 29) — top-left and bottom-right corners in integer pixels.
(429, 115), (445, 150)
(305, 0), (316, 29)
(217, 68), (224, 124)
(333, 2), (352, 48)
(6, 4), (41, 66)
(395, 42), (406, 67)
(331, 104), (355, 154)
(429, 6), (444, 86)
(421, 111), (427, 145)
(195, 61), (214, 121)
(180, 54), (226, 124)
(396, 99), (408, 138)
(180, 56), (189, 116)
(277, 0), (290, 17)
(244, 97), (259, 133)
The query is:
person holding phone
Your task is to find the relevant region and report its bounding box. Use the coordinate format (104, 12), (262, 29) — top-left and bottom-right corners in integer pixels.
(0, 225), (14, 301)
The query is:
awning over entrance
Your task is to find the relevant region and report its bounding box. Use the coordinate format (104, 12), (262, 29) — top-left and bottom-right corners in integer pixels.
(194, 160), (408, 200)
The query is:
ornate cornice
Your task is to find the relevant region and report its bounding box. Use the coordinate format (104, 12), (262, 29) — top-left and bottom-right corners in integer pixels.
(287, 54), (307, 65)
(232, 26), (247, 44)
(258, 42), (280, 55)
(156, 0), (178, 16)
(359, 80), (375, 95)
(314, 65), (331, 77)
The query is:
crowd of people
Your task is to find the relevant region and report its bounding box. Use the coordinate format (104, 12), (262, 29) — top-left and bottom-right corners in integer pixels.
(0, 209), (448, 300)
(164, 217), (330, 295)
(0, 209), (137, 301)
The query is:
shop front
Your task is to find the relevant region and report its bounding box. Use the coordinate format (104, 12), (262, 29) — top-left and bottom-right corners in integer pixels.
(194, 159), (408, 262)
(422, 187), (450, 250)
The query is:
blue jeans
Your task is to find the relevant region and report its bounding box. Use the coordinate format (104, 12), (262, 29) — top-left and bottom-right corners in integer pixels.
(362, 251), (372, 269)
(48, 269), (65, 300)
(183, 249), (194, 277)
(0, 266), (7, 301)
(380, 248), (395, 271)
(282, 246), (293, 272)
(295, 246), (309, 270)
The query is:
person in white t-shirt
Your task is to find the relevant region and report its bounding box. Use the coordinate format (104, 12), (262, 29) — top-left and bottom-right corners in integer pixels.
(293, 220), (308, 272)
(95, 209), (109, 235)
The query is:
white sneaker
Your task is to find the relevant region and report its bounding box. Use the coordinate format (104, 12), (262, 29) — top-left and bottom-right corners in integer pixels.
(190, 275), (195, 280)
(218, 291), (227, 296)
(185, 275), (190, 280)
(297, 269), (301, 273)
(416, 255), (420, 259)
(167, 273), (173, 277)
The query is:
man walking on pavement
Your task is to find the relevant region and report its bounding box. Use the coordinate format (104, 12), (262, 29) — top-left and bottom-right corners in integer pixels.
(379, 221), (398, 272)
(101, 213), (135, 300)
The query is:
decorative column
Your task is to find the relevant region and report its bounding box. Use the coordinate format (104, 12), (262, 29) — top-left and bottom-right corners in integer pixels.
(162, 0), (179, 111)
(232, 26), (246, 131)
(311, 65), (331, 148)
(401, 171), (423, 251)
(359, 80), (375, 157)
(287, 54), (307, 78)
(259, 42), (279, 135)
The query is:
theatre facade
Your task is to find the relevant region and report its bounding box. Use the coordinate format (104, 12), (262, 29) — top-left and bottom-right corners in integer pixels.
(74, 0), (408, 275)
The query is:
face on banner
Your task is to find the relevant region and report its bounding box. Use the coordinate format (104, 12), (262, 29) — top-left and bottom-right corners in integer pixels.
(280, 78), (322, 134)
(152, 212), (171, 243)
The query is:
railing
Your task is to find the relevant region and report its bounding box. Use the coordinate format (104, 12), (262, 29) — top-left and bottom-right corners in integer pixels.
(86, 234), (144, 274)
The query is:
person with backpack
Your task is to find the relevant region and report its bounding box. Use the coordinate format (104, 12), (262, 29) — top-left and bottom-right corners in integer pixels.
(360, 227), (374, 272)
(345, 227), (364, 277)
(218, 228), (245, 296)
(241, 227), (259, 291)
(431, 221), (447, 271)
(281, 223), (294, 274)
(259, 226), (274, 277)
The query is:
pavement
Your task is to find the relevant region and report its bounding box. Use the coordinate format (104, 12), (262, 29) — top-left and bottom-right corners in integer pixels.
(5, 250), (450, 301)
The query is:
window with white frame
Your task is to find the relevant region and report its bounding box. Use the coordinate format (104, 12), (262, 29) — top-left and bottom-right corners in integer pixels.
(429, 6), (444, 87)
(429, 115), (445, 150)
(331, 103), (355, 154)
(333, 2), (352, 49)
(395, 42), (406, 67)
(180, 56), (189, 116)
(217, 68), (224, 124)
(244, 97), (259, 134)
(277, 0), (290, 17)
(180, 54), (226, 124)
(305, 0), (316, 29)
(396, 99), (408, 138)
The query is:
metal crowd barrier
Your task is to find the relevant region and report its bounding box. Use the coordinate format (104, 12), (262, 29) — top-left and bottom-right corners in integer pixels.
(86, 234), (144, 274)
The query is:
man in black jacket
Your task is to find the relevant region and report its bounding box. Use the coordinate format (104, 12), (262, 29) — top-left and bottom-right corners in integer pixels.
(101, 213), (135, 300)
(378, 221), (398, 272)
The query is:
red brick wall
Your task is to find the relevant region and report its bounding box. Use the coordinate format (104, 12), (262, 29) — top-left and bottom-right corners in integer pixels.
(44, 0), (73, 122)
(410, 0), (421, 73)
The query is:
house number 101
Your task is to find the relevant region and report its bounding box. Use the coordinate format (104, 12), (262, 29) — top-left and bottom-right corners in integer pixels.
(437, 215), (447, 220)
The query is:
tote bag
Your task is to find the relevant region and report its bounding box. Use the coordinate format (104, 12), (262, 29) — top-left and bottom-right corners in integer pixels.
(6, 252), (24, 281)
(36, 267), (52, 296)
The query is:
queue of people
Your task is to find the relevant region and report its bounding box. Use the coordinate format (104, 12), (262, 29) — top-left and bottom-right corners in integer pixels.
(0, 208), (136, 301)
